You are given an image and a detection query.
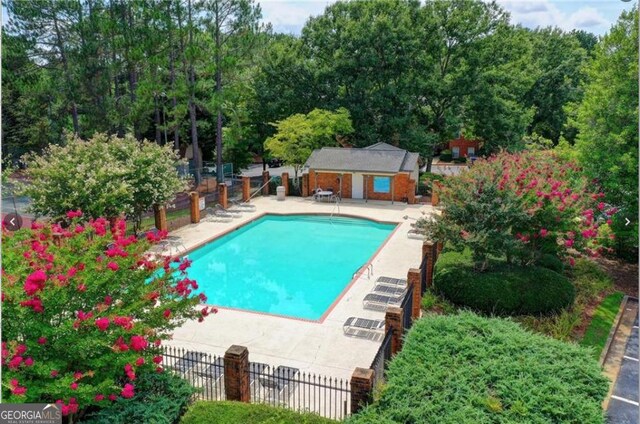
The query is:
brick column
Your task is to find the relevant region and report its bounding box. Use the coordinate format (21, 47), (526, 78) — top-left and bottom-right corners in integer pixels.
(302, 173), (309, 197)
(218, 183), (228, 209)
(407, 268), (422, 319)
(242, 177), (251, 202)
(189, 191), (200, 224)
(281, 172), (289, 195)
(262, 171), (270, 196)
(385, 307), (404, 355)
(350, 367), (374, 414)
(423, 241), (436, 289)
(431, 185), (439, 206)
(153, 204), (168, 232)
(436, 240), (443, 256)
(407, 180), (416, 204)
(224, 345), (250, 402)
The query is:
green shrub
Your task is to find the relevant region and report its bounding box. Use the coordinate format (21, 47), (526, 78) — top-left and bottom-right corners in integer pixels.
(453, 156), (467, 164)
(81, 371), (196, 424)
(418, 173), (445, 195)
(180, 401), (334, 424)
(536, 253), (564, 273)
(348, 313), (608, 424)
(439, 149), (452, 162)
(434, 251), (575, 315)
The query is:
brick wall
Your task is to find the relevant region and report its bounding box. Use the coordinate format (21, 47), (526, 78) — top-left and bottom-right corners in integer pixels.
(448, 136), (480, 158)
(307, 170), (415, 202)
(308, 171), (352, 198)
(365, 173), (413, 202)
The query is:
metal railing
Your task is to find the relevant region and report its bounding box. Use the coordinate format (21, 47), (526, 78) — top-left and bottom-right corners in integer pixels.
(420, 255), (429, 294)
(162, 347), (351, 421)
(401, 285), (414, 331)
(370, 328), (393, 388)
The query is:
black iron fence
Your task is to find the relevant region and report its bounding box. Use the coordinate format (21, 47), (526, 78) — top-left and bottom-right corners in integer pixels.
(163, 347), (351, 421)
(370, 328), (393, 388)
(401, 285), (414, 331)
(420, 255), (428, 294)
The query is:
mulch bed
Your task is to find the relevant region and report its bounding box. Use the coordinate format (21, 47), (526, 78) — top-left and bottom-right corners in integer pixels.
(595, 257), (638, 298)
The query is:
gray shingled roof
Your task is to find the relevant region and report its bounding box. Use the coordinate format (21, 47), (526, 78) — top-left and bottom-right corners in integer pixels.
(305, 144), (419, 174)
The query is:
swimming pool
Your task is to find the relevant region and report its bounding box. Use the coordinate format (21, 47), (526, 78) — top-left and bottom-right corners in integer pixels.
(183, 214), (396, 320)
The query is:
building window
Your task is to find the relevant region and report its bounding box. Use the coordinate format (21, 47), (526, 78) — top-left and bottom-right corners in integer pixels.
(468, 147), (475, 156)
(373, 176), (391, 193)
(452, 147), (460, 159)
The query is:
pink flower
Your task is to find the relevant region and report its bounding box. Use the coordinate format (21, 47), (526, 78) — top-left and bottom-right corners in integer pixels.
(70, 382), (78, 390)
(108, 394), (117, 402)
(77, 283), (87, 292)
(154, 339), (162, 347)
(16, 344), (27, 356)
(50, 370), (59, 377)
(66, 209), (83, 219)
(24, 357), (34, 367)
(153, 355), (163, 364)
(12, 385), (26, 396)
(569, 257), (575, 267)
(130, 336), (148, 352)
(95, 394), (105, 401)
(73, 371), (83, 380)
(135, 357), (145, 366)
(74, 225), (85, 234)
(607, 219), (613, 225)
(67, 267), (78, 278)
(539, 229), (548, 237)
(24, 270), (47, 296)
(121, 384), (135, 399)
(8, 356), (23, 369)
(113, 316), (133, 330)
(163, 309), (171, 319)
(565, 239), (574, 248)
(95, 317), (110, 331)
(597, 202), (605, 211)
(38, 337), (47, 345)
(107, 262), (119, 271)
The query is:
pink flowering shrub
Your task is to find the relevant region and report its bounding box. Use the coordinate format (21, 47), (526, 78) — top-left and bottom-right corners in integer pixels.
(1, 212), (215, 419)
(420, 151), (615, 270)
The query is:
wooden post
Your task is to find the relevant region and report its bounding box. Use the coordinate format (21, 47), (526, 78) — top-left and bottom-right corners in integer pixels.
(153, 204), (168, 232)
(385, 307), (404, 355)
(242, 177), (251, 202)
(407, 268), (422, 319)
(431, 184), (440, 206)
(218, 183), (228, 209)
(350, 367), (375, 414)
(281, 172), (289, 195)
(224, 345), (250, 402)
(423, 241), (436, 288)
(302, 174), (309, 197)
(262, 171), (270, 196)
(189, 191), (200, 224)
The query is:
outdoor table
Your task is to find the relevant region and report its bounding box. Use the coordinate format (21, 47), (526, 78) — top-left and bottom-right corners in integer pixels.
(316, 190), (334, 202)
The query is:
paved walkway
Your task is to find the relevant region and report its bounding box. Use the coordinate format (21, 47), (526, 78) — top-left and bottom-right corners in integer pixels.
(604, 298), (639, 423)
(163, 196), (434, 379)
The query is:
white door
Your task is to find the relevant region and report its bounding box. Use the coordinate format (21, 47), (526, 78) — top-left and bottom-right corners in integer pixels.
(352, 173), (364, 199)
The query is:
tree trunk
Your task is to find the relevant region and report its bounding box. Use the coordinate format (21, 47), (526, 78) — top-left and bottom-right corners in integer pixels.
(187, 0), (201, 184)
(53, 13), (79, 135)
(214, 2), (224, 184)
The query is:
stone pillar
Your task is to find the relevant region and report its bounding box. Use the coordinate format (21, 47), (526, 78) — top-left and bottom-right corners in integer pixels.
(431, 184), (440, 206)
(350, 367), (374, 414)
(407, 268), (422, 319)
(262, 171), (270, 196)
(423, 241), (436, 289)
(189, 191), (200, 224)
(224, 345), (250, 403)
(407, 180), (416, 204)
(153, 204), (168, 232)
(385, 307), (404, 355)
(218, 183), (228, 209)
(302, 174), (309, 197)
(281, 172), (289, 195)
(242, 177), (251, 202)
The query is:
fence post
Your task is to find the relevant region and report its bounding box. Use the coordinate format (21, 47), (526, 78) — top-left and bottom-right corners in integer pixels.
(224, 345), (250, 403)
(350, 367), (374, 414)
(281, 172), (289, 195)
(153, 204), (168, 232)
(302, 173), (309, 197)
(385, 307), (404, 355)
(431, 184), (439, 207)
(262, 171), (270, 196)
(189, 191), (200, 224)
(218, 183), (228, 209)
(407, 268), (422, 319)
(407, 179), (416, 204)
(422, 241), (437, 289)
(242, 177), (251, 202)
(436, 240), (443, 256)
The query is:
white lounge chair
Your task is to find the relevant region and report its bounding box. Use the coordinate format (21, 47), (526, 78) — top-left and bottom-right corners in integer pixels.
(372, 284), (406, 297)
(259, 366), (299, 405)
(363, 292), (403, 311)
(376, 276), (407, 288)
(343, 317), (385, 338)
(215, 204), (243, 216)
(230, 199), (256, 211)
(203, 208), (234, 222)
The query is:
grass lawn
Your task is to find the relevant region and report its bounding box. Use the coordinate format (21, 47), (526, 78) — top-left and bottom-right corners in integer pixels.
(580, 291), (625, 358)
(180, 401), (336, 424)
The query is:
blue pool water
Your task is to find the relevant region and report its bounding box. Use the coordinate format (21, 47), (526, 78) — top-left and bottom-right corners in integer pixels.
(183, 214), (396, 320)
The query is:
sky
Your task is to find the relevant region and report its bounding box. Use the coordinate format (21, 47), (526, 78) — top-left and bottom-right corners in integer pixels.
(259, 0), (637, 36)
(1, 0), (636, 36)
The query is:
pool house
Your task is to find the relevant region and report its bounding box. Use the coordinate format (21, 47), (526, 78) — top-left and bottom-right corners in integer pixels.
(303, 143), (420, 204)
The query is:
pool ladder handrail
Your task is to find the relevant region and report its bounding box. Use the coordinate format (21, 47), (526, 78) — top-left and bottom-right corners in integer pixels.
(353, 263), (373, 279)
(330, 191), (341, 221)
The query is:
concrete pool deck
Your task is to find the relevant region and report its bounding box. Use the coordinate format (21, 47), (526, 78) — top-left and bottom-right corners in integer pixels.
(164, 196), (435, 380)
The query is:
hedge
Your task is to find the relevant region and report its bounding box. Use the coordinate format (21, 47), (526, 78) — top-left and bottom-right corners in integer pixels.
(180, 401), (334, 424)
(80, 371), (195, 424)
(348, 313), (608, 424)
(434, 250), (575, 315)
